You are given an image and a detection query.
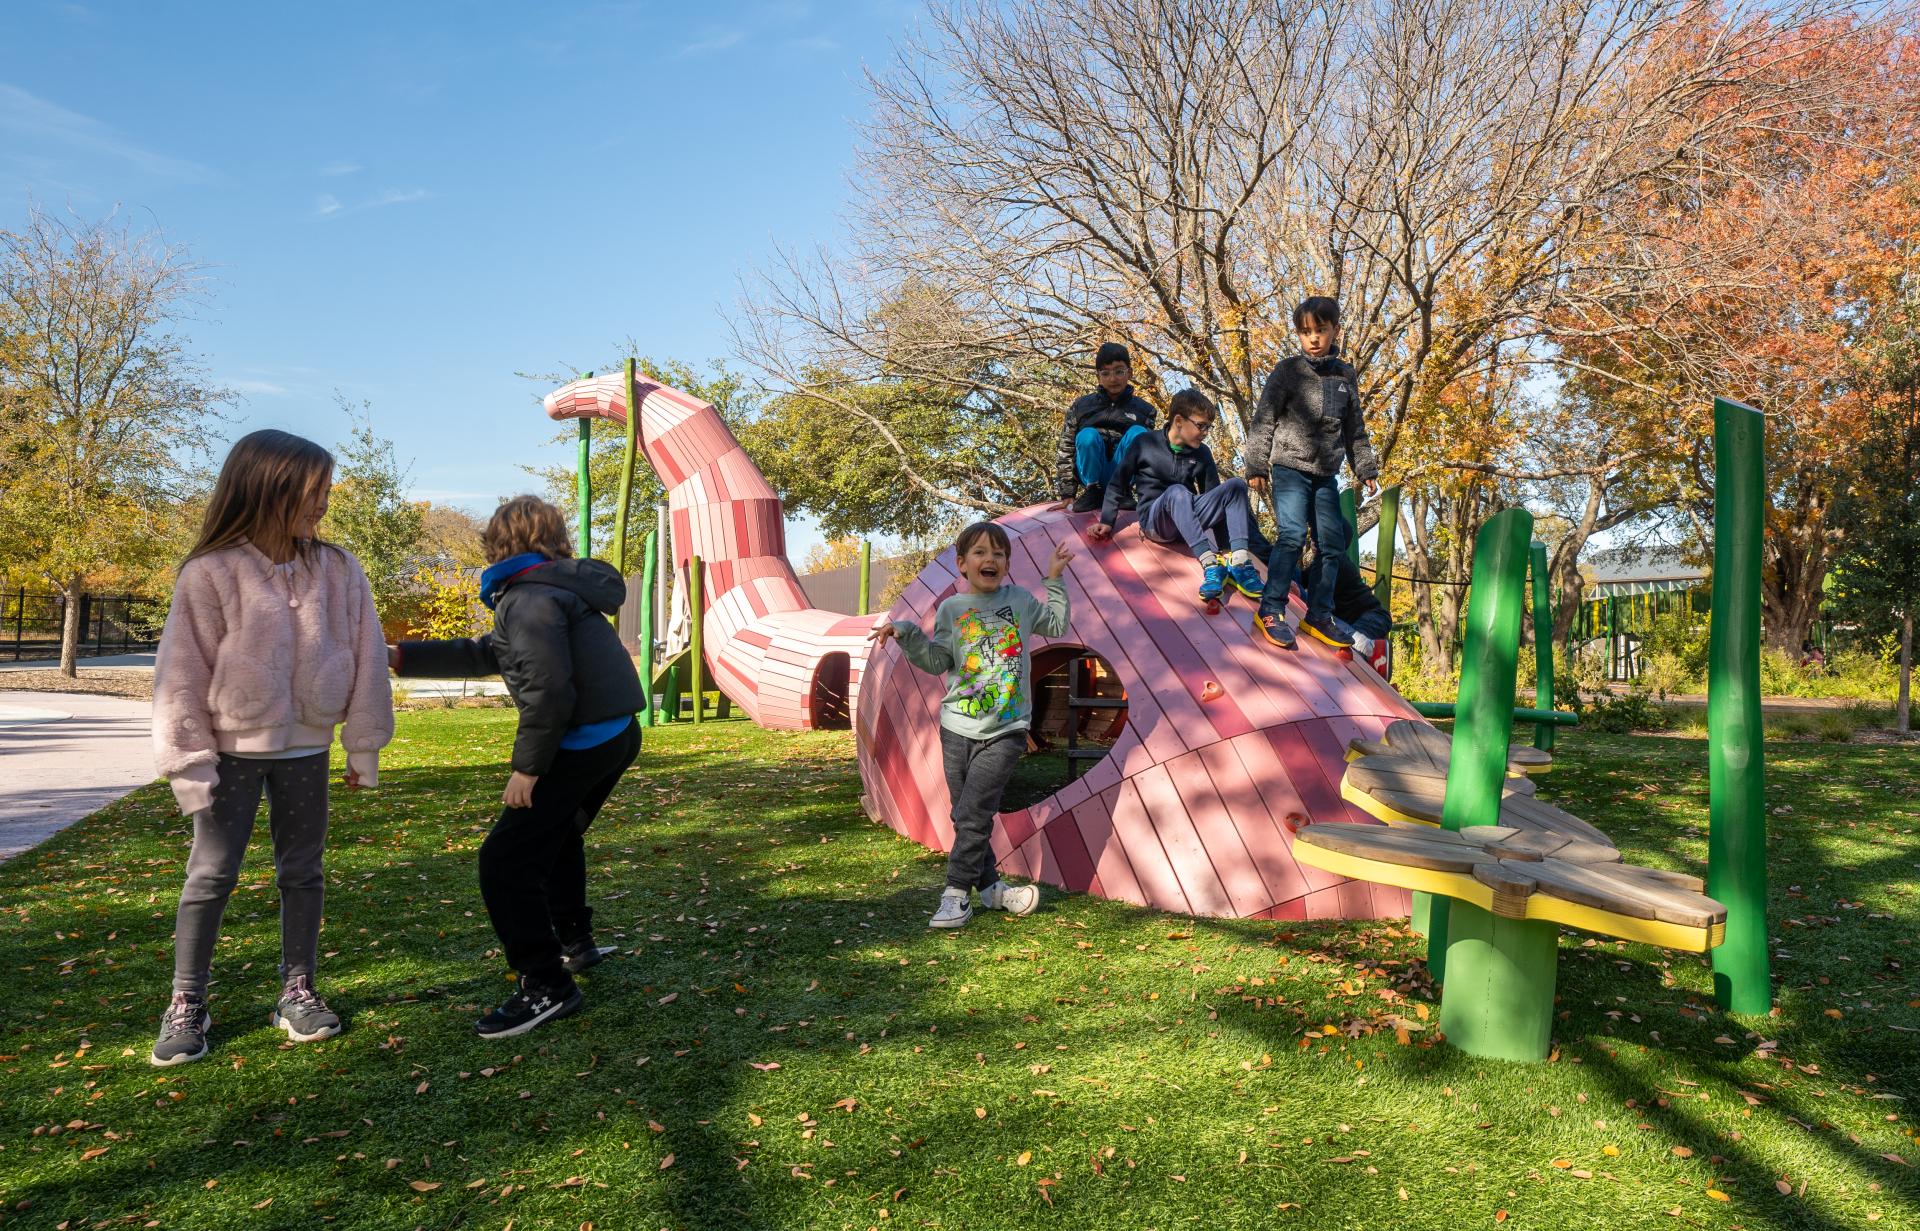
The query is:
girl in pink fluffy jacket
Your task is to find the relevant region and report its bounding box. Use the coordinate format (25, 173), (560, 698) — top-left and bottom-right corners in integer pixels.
(148, 430), (394, 1066)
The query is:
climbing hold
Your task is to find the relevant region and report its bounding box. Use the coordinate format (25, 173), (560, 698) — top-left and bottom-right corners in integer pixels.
(1336, 647), (1353, 663)
(1199, 679), (1223, 702)
(1283, 813), (1308, 832)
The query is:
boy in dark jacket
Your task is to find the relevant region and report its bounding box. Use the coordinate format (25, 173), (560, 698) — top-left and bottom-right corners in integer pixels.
(391, 495), (643, 1038)
(1242, 296), (1380, 651)
(1057, 342), (1158, 513)
(1088, 389), (1264, 605)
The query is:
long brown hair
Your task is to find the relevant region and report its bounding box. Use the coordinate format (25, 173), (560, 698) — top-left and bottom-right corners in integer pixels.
(482, 495), (575, 564)
(186, 430), (335, 564)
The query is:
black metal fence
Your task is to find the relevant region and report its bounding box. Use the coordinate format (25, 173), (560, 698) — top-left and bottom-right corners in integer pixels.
(0, 590), (158, 661)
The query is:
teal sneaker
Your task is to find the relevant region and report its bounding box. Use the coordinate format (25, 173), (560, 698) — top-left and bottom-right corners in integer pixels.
(1199, 564), (1228, 603)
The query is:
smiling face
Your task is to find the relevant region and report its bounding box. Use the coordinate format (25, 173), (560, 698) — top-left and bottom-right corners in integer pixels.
(1169, 409), (1215, 449)
(1096, 361), (1132, 396)
(956, 533), (1011, 594)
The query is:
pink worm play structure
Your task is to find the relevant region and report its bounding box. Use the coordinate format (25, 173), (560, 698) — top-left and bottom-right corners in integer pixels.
(545, 374), (877, 730)
(546, 373), (1416, 922)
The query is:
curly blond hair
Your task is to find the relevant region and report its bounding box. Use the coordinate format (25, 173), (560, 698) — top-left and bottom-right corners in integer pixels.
(482, 495), (575, 564)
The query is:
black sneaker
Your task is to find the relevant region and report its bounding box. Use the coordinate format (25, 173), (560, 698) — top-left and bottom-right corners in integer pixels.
(559, 938), (616, 975)
(1254, 611), (1297, 650)
(271, 974), (342, 1043)
(1069, 483), (1105, 513)
(475, 976), (583, 1039)
(1300, 615), (1353, 649)
(150, 992), (211, 1067)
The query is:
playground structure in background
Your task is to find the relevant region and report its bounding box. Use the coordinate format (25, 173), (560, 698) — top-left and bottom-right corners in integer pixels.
(541, 366), (1769, 1060)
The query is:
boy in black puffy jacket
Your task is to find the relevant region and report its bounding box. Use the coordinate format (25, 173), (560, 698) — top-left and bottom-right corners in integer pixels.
(1056, 342), (1159, 512)
(392, 495), (643, 1038)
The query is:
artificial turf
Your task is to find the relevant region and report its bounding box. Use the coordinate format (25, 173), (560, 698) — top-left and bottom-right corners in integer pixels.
(1, 711), (1915, 1230)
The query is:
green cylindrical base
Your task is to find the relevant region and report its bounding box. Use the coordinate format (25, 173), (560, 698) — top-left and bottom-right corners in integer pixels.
(1410, 890), (1438, 938)
(1438, 899), (1559, 1062)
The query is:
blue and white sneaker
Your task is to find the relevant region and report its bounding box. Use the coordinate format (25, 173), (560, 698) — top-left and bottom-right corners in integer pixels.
(1254, 611), (1296, 650)
(1199, 564), (1228, 604)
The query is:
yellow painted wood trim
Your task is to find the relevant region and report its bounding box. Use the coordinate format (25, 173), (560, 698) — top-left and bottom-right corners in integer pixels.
(1293, 840), (1720, 953)
(1339, 776), (1439, 827)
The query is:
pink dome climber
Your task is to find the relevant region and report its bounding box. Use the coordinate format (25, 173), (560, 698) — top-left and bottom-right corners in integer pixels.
(544, 374), (877, 730)
(546, 371), (1416, 921)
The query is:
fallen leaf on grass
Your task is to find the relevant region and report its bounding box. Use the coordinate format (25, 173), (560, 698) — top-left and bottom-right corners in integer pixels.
(660, 1153), (676, 1170)
(554, 1176), (586, 1188)
(1016, 1151), (1032, 1166)
(1602, 1145), (1620, 1157)
(1551, 1159), (1573, 1169)
(407, 1181), (440, 1193)
(415, 1081), (429, 1095)
(657, 993), (679, 1006)
(1776, 1180), (1793, 1195)
(1671, 1147), (1694, 1158)
(1706, 1189), (1730, 1201)
(747, 1112), (763, 1128)
(1495, 1211), (1508, 1223)
(748, 1061), (780, 1071)
(647, 1120), (665, 1133)
(79, 1147), (108, 1161)
(1881, 1153), (1910, 1166)
(466, 1179), (488, 1190)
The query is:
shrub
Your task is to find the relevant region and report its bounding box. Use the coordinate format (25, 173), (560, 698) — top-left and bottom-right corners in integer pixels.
(1583, 685), (1667, 733)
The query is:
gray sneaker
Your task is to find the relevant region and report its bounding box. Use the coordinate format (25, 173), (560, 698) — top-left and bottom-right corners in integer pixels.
(271, 975), (342, 1043)
(150, 993), (210, 1067)
(979, 880), (1041, 916)
(928, 887), (973, 930)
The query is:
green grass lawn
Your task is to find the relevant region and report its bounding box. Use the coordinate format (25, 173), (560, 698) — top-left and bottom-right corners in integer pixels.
(2, 713), (1916, 1231)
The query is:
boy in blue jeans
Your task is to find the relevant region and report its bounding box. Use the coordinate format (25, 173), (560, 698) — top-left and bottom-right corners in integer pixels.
(1057, 342), (1158, 513)
(1244, 296), (1379, 649)
(1088, 389), (1264, 605)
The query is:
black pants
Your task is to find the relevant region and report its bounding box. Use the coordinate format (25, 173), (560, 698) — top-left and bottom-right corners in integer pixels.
(941, 728), (1026, 891)
(477, 720), (640, 985)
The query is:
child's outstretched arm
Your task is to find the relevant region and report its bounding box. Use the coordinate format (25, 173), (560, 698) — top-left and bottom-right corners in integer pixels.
(390, 633), (501, 678)
(870, 614), (954, 675)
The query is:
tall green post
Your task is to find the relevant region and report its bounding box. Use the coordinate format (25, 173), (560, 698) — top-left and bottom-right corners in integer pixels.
(1432, 509), (1562, 1062)
(1373, 485), (1401, 609)
(655, 507), (674, 724)
(612, 358), (641, 575)
(635, 529), (657, 728)
(689, 554), (705, 726)
(858, 540), (873, 616)
(1531, 541), (1555, 752)
(1339, 488), (1361, 565)
(1708, 396), (1771, 1015)
(574, 372), (595, 559)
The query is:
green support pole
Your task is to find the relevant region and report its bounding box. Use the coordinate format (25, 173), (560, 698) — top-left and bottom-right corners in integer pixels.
(612, 358), (640, 575)
(1708, 396), (1771, 1015)
(858, 540), (872, 616)
(1339, 487), (1361, 566)
(575, 372), (594, 559)
(689, 554), (705, 726)
(635, 529), (657, 728)
(1531, 541), (1555, 752)
(1432, 508), (1562, 1062)
(1373, 485), (1401, 610)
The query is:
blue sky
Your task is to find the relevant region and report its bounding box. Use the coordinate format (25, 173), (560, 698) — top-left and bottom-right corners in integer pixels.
(3, 0), (926, 560)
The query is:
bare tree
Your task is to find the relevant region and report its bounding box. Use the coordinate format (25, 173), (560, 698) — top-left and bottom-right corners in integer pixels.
(0, 205), (223, 674)
(742, 0), (1882, 665)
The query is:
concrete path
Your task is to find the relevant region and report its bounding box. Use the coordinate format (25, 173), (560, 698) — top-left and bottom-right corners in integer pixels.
(0, 690), (157, 862)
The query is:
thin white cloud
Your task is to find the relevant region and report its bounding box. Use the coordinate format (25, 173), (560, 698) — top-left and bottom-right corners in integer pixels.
(228, 379), (290, 396)
(311, 187), (429, 221)
(320, 160), (362, 177)
(677, 29), (746, 57)
(0, 82), (212, 182)
(788, 35), (840, 52)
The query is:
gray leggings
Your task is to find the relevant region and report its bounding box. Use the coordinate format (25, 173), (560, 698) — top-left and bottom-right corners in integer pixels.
(172, 753), (330, 996)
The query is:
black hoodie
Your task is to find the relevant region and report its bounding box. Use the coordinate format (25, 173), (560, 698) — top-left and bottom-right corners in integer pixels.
(396, 558), (645, 776)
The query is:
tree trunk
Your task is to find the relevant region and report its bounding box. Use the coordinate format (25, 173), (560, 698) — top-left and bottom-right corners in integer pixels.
(58, 578), (82, 677)
(1899, 610), (1912, 735)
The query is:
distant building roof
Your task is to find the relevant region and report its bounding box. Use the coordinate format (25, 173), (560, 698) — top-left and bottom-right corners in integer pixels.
(1584, 545), (1704, 598)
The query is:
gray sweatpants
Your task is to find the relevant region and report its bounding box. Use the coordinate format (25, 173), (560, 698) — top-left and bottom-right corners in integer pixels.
(941, 728), (1026, 891)
(171, 753), (330, 996)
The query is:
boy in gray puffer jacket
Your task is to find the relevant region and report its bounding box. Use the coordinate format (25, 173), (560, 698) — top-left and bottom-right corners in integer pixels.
(1242, 296), (1379, 651)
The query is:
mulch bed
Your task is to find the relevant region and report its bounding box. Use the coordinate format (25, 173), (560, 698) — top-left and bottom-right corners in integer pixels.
(0, 668), (154, 699)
